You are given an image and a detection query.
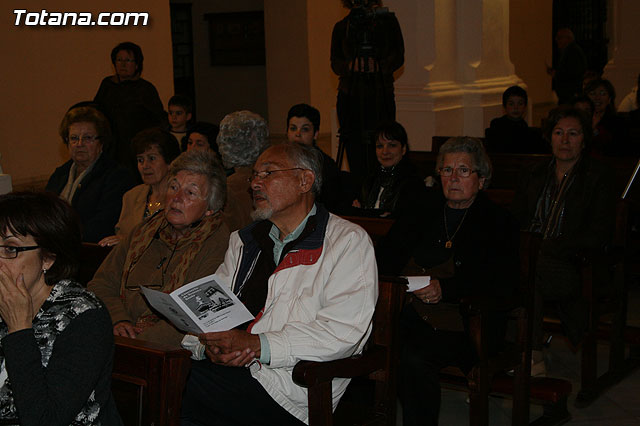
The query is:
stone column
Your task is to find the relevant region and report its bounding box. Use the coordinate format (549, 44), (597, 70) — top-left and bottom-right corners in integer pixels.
(390, 0), (523, 151)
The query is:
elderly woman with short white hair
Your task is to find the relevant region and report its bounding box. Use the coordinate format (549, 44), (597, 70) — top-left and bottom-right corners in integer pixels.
(377, 137), (519, 426)
(88, 149), (230, 347)
(217, 110), (270, 231)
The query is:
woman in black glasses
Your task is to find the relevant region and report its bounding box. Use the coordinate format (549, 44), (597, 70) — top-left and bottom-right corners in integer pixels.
(88, 149), (230, 347)
(0, 191), (122, 426)
(376, 137), (519, 426)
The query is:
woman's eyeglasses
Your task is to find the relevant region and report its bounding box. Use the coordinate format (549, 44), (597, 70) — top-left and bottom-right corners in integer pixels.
(0, 245), (39, 259)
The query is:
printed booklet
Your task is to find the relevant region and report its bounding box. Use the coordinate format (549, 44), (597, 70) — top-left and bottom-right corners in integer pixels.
(141, 273), (254, 334)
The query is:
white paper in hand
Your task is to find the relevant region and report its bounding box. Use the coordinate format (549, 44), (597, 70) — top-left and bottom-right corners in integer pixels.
(404, 276), (431, 292)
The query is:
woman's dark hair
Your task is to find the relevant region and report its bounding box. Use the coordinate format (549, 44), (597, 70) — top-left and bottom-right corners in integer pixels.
(110, 41), (144, 76)
(543, 106), (593, 149)
(502, 86), (528, 107)
(132, 128), (181, 164)
(0, 192), (81, 285)
(374, 121), (409, 149)
(584, 78), (617, 113)
(59, 106), (112, 150)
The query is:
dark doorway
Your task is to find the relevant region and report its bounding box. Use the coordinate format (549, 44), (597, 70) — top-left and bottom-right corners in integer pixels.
(170, 3), (197, 119)
(553, 0), (609, 74)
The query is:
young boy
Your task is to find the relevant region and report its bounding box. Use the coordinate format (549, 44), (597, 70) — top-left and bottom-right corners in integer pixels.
(286, 103), (341, 211)
(486, 86), (547, 153)
(167, 95), (193, 147)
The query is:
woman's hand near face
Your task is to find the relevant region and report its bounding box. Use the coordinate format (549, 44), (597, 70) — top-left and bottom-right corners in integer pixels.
(413, 278), (442, 304)
(0, 265), (35, 333)
(113, 321), (142, 338)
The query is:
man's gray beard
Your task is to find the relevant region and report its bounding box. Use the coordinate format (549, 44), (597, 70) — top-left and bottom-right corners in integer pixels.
(251, 206), (273, 221)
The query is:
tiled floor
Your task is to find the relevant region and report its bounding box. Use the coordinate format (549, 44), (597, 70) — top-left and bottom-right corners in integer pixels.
(404, 280), (640, 425)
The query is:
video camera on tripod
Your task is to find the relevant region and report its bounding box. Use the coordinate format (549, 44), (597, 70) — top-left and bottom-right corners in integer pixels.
(347, 0), (390, 69)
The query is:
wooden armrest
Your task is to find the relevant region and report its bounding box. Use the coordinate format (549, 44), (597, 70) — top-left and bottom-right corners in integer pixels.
(293, 345), (386, 388)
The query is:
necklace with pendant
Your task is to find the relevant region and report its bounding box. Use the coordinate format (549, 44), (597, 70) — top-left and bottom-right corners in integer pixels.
(443, 204), (468, 249)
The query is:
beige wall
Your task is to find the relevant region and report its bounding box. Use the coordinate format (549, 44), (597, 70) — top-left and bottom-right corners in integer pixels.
(188, 0), (268, 125)
(509, 0), (554, 109)
(0, 0), (174, 188)
(264, 1), (343, 150)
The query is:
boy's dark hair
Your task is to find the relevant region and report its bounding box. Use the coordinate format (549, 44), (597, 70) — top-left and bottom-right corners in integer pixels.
(132, 128), (181, 164)
(168, 95), (193, 114)
(287, 104), (320, 133)
(374, 121), (409, 149)
(110, 41), (144, 76)
(186, 122), (220, 152)
(502, 86), (528, 107)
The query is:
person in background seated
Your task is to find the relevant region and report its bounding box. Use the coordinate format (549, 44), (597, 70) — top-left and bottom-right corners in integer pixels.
(185, 122), (220, 154)
(180, 142), (378, 426)
(511, 106), (615, 372)
(88, 150), (230, 347)
(286, 103), (341, 211)
(46, 106), (135, 243)
(94, 41), (166, 172)
(168, 95), (193, 147)
(98, 128), (181, 247)
(572, 94), (595, 118)
(377, 137), (519, 426)
(0, 192), (122, 426)
(585, 78), (629, 156)
(351, 121), (425, 218)
(486, 86), (548, 154)
(217, 110), (270, 232)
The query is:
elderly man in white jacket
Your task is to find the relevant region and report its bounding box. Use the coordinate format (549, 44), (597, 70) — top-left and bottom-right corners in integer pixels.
(181, 142), (378, 426)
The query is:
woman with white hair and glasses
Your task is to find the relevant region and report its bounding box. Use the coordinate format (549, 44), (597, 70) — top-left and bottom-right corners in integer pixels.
(377, 137), (519, 426)
(88, 149), (230, 347)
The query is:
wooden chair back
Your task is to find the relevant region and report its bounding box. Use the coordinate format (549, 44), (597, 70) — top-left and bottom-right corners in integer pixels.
(112, 336), (191, 426)
(292, 277), (407, 426)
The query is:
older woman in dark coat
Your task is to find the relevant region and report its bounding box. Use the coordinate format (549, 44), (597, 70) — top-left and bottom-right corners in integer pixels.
(511, 106), (615, 362)
(46, 106), (135, 243)
(377, 137), (519, 426)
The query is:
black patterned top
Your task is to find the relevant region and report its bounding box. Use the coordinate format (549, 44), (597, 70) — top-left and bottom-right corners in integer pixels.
(0, 280), (122, 426)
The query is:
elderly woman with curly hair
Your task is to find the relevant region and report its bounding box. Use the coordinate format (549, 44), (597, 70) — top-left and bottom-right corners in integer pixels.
(46, 106), (135, 243)
(217, 110), (270, 231)
(88, 150), (230, 347)
(377, 137), (519, 426)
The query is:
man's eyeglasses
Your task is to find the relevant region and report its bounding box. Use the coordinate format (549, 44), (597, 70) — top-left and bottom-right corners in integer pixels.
(248, 168), (305, 182)
(438, 167), (477, 178)
(116, 58), (136, 64)
(0, 245), (39, 259)
(68, 135), (100, 145)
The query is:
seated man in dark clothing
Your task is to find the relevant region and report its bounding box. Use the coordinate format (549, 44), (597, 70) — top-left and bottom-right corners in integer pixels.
(287, 103), (342, 211)
(486, 86), (548, 154)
